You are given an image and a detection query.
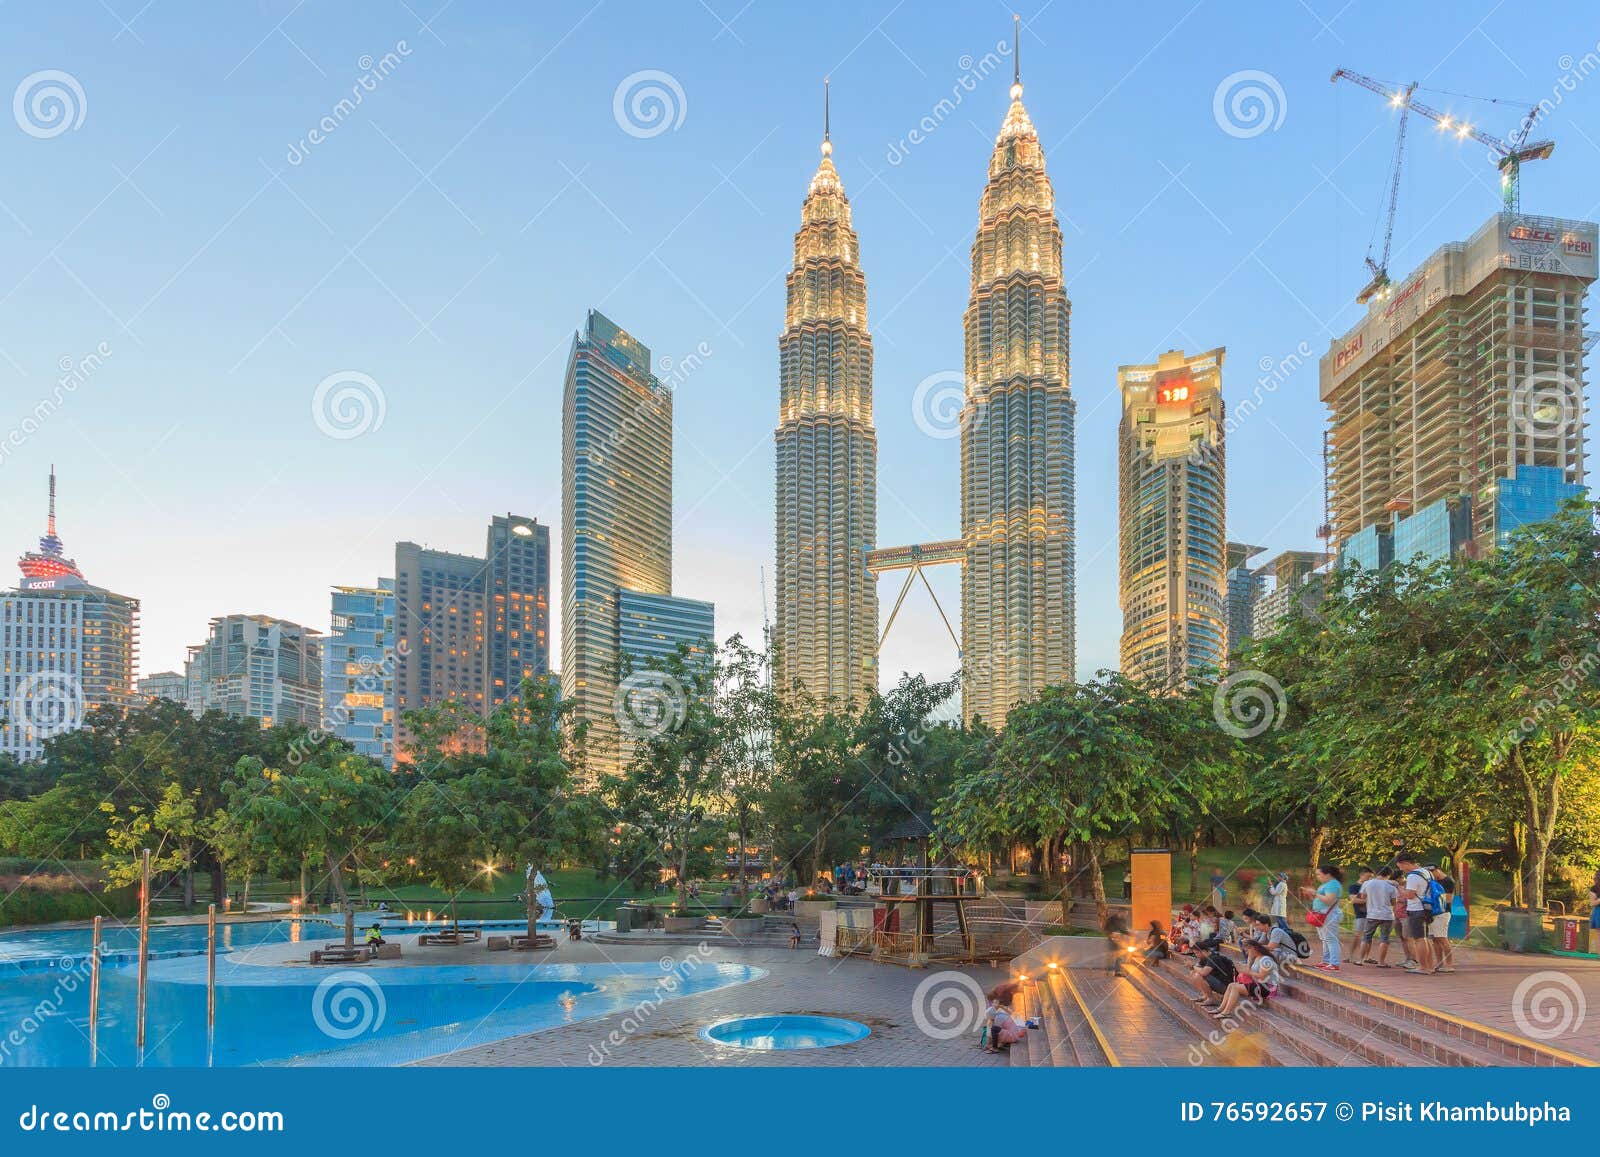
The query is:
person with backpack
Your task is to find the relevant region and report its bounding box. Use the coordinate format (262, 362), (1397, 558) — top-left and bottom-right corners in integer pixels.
(1426, 865), (1457, 973)
(1396, 853), (1435, 974)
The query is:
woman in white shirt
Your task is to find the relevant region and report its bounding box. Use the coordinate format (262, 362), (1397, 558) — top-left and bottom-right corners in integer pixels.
(1211, 940), (1281, 1018)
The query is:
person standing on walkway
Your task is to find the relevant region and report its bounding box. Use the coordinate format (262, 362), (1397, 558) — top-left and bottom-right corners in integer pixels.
(1396, 854), (1434, 974)
(1209, 868), (1227, 911)
(1307, 865), (1345, 971)
(1353, 869), (1398, 967)
(1427, 865), (1457, 973)
(1349, 868), (1372, 958)
(1267, 872), (1290, 934)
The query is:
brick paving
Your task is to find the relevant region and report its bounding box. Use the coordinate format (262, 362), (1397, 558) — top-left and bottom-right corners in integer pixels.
(1325, 943), (1600, 1061)
(409, 943), (1009, 1068)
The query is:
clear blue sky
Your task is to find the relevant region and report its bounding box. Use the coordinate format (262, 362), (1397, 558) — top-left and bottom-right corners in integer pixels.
(2, 1), (1598, 687)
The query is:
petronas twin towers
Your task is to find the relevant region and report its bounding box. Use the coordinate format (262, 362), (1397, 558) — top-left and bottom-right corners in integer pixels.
(775, 43), (1076, 725)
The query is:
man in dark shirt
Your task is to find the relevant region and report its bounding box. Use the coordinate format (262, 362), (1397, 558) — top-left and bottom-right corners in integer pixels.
(1185, 941), (1237, 1007)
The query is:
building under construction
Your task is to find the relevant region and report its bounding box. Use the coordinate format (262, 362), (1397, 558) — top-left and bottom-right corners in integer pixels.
(1321, 212), (1597, 565)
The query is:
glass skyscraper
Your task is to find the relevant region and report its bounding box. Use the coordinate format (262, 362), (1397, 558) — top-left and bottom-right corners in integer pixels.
(774, 91), (879, 708)
(1118, 348), (1228, 689)
(961, 62), (1076, 723)
(562, 310), (675, 779)
(324, 580), (395, 766)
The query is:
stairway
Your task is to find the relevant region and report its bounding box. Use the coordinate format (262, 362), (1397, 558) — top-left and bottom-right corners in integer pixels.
(1122, 953), (1590, 1067)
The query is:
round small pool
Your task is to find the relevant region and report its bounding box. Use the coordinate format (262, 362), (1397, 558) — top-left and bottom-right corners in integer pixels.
(700, 1014), (870, 1051)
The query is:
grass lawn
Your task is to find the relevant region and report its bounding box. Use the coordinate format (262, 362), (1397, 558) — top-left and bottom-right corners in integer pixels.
(1099, 844), (1524, 932)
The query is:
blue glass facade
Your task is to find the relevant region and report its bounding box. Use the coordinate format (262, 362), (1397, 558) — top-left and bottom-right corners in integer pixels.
(324, 580), (395, 766)
(1337, 524), (1393, 572)
(1494, 465), (1585, 546)
(1392, 497), (1471, 565)
(617, 590), (714, 670)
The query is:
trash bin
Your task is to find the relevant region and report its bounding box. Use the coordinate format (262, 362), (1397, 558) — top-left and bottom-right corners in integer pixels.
(1498, 909), (1547, 952)
(613, 907), (633, 934)
(1554, 917), (1591, 954)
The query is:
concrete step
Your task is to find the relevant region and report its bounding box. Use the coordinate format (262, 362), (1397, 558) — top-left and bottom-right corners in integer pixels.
(1042, 972), (1113, 1066)
(1007, 983), (1036, 1068)
(1125, 960), (1326, 1066)
(1272, 960), (1586, 1067)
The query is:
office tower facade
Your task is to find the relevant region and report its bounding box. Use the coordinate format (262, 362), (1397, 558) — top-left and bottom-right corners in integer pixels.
(617, 591), (715, 670)
(1224, 542), (1265, 658)
(2, 469), (139, 762)
(961, 66), (1076, 724)
(562, 310), (674, 777)
(324, 581), (396, 766)
(1118, 348), (1227, 689)
(774, 96), (879, 706)
(1249, 550), (1330, 639)
(184, 614), (321, 728)
(1322, 213), (1597, 558)
(138, 671), (186, 703)
(391, 514), (550, 759)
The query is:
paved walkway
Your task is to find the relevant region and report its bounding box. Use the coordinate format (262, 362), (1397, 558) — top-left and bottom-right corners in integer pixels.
(408, 943), (1009, 1068)
(1328, 943), (1599, 1060)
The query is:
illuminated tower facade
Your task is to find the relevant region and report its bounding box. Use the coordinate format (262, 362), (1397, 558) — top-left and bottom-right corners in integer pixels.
(960, 43), (1076, 725)
(1118, 348), (1227, 690)
(562, 310), (674, 779)
(774, 85), (879, 706)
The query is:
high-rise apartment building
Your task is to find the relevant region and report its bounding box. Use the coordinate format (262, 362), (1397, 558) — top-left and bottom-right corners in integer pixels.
(961, 60), (1076, 723)
(485, 515), (551, 707)
(774, 91), (879, 707)
(2, 469), (139, 762)
(1322, 212), (1597, 559)
(562, 311), (675, 778)
(138, 671), (186, 703)
(391, 515), (550, 759)
(324, 581), (396, 766)
(1249, 550), (1330, 639)
(1224, 542), (1265, 658)
(184, 614), (321, 728)
(1118, 348), (1227, 689)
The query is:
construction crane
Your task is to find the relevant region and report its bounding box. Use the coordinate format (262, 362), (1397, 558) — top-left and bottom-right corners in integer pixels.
(1352, 80), (1416, 303)
(1331, 66), (1554, 219)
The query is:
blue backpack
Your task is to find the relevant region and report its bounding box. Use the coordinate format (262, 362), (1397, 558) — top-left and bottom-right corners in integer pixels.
(1424, 878), (1448, 917)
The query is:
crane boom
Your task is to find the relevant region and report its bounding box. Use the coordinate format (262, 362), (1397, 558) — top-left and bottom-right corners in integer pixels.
(1330, 68), (1553, 212)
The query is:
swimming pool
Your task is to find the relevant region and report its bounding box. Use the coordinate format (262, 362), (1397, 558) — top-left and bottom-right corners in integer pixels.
(0, 920), (762, 1067)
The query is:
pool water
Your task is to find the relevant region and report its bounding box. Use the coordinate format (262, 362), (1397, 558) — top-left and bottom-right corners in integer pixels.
(0, 920), (762, 1067)
(700, 1015), (869, 1050)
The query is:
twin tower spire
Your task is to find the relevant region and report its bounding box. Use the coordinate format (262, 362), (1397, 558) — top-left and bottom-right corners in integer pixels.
(774, 18), (1077, 722)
